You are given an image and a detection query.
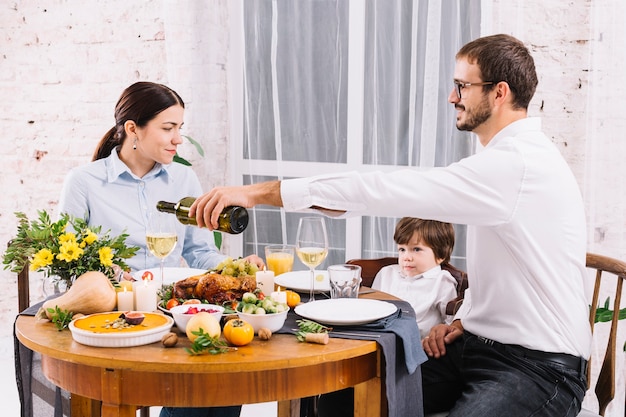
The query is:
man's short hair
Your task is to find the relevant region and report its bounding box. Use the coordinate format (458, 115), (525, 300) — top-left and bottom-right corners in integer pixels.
(457, 34), (538, 110)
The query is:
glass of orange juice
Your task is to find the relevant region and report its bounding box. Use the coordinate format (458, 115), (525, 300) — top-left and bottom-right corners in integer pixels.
(265, 245), (295, 276)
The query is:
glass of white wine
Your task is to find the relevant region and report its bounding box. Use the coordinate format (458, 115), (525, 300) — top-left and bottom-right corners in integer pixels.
(146, 211), (178, 289)
(295, 217), (329, 302)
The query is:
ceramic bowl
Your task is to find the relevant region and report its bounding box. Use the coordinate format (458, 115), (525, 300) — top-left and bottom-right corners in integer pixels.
(170, 304), (224, 332)
(236, 308), (289, 334)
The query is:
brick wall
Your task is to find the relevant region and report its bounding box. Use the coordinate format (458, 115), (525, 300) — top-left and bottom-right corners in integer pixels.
(0, 0), (230, 358)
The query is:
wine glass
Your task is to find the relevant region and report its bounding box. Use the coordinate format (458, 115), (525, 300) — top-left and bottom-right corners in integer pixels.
(295, 217), (329, 302)
(146, 211), (178, 289)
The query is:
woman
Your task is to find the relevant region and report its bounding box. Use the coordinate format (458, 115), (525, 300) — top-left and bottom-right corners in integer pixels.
(58, 81), (261, 417)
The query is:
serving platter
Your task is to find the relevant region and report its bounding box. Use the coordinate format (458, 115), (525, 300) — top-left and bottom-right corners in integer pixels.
(133, 267), (207, 285)
(295, 299), (397, 326)
(69, 312), (174, 347)
(274, 270), (330, 293)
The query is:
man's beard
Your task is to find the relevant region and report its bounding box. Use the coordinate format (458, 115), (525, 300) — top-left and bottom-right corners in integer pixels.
(456, 95), (491, 131)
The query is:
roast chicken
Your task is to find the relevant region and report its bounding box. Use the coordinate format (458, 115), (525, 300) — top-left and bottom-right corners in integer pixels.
(172, 273), (257, 305)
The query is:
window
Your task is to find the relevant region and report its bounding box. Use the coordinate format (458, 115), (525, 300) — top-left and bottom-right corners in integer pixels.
(230, 0), (481, 271)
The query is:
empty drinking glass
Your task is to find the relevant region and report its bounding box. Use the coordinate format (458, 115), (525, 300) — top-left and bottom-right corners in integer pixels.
(328, 264), (362, 299)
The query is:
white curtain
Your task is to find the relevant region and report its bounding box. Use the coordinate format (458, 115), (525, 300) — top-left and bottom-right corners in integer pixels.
(234, 0), (481, 270)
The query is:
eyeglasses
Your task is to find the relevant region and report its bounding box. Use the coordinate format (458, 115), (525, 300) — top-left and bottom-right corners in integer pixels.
(454, 81), (495, 99)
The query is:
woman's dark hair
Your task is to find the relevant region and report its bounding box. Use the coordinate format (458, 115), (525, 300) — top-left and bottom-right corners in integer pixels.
(457, 34), (538, 110)
(92, 82), (185, 161)
(393, 217), (455, 264)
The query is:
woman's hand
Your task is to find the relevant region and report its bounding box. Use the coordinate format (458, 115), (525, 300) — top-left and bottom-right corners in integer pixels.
(243, 254), (265, 270)
(422, 320), (464, 358)
(112, 264), (135, 281)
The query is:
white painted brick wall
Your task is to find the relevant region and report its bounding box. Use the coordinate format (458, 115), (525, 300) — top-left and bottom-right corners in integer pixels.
(0, 0), (230, 358)
(1, 1), (624, 414)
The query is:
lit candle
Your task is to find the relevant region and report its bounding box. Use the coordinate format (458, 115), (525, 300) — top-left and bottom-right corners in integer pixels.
(119, 280), (133, 292)
(134, 279), (157, 312)
(117, 287), (134, 311)
(256, 268), (275, 296)
(271, 291), (287, 304)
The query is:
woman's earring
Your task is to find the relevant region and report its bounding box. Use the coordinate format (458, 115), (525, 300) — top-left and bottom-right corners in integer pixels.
(133, 137), (137, 150)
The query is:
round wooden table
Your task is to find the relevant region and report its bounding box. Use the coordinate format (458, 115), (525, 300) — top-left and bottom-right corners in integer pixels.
(16, 293), (393, 417)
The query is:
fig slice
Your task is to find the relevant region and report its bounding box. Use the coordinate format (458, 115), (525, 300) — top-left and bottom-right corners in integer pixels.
(119, 311), (146, 325)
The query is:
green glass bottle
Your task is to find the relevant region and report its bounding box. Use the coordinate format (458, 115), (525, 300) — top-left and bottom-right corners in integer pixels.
(156, 197), (249, 234)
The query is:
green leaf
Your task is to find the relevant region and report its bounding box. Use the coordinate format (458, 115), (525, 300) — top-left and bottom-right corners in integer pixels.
(213, 232), (222, 250)
(172, 135), (205, 167)
(183, 135), (205, 157)
(173, 154), (192, 166)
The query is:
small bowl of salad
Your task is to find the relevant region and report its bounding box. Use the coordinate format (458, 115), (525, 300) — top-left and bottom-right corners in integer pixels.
(236, 291), (289, 333)
(170, 303), (224, 332)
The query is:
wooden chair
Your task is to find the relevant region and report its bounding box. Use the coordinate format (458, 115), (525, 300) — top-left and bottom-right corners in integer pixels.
(579, 252), (625, 417)
(346, 257), (469, 315)
(14, 243), (151, 417)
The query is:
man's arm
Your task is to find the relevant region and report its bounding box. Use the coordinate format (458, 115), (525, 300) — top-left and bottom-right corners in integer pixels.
(190, 180), (347, 229)
(190, 181), (283, 229)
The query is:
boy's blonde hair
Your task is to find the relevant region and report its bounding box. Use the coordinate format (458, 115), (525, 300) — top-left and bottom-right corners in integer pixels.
(393, 217), (455, 264)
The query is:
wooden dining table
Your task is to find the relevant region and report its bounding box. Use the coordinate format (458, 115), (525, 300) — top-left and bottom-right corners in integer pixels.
(15, 291), (399, 417)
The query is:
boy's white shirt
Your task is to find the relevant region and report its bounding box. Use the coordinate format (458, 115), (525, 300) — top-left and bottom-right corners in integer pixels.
(372, 264), (458, 340)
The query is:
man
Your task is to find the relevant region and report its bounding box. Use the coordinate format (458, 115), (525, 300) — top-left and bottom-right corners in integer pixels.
(191, 34), (590, 416)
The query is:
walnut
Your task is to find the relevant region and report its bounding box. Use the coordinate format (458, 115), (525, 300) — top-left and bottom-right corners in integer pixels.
(258, 327), (272, 341)
(161, 332), (178, 347)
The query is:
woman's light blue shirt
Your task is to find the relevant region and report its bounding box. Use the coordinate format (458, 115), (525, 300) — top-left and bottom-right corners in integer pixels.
(58, 149), (226, 273)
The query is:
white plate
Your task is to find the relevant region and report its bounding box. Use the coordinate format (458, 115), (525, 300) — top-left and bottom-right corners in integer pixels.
(294, 299), (398, 326)
(69, 312), (174, 347)
(274, 270), (330, 293)
(133, 267), (208, 285)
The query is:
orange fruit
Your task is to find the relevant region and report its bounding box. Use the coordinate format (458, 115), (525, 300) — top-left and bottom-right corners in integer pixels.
(285, 290), (301, 308)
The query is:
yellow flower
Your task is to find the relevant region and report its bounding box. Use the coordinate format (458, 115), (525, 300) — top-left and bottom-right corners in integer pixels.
(98, 246), (114, 267)
(30, 248), (54, 270)
(57, 240), (84, 262)
(83, 230), (98, 245)
(59, 232), (77, 244)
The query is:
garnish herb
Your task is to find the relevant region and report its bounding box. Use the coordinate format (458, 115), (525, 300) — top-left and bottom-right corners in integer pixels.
(185, 329), (230, 355)
(47, 306), (73, 331)
(295, 319), (332, 342)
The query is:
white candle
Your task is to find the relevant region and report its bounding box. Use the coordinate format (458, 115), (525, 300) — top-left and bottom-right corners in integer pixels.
(256, 269), (275, 296)
(117, 287), (134, 311)
(134, 280), (157, 312)
(271, 291), (287, 304)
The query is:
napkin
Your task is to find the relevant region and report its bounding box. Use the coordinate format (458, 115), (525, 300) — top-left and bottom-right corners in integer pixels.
(19, 297), (51, 316)
(279, 299), (426, 417)
(333, 300), (426, 374)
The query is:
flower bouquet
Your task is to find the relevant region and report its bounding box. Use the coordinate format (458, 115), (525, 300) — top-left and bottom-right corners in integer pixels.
(3, 210), (139, 289)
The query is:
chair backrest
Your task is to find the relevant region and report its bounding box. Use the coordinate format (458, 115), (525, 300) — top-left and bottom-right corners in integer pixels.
(347, 257), (397, 288)
(17, 259), (30, 313)
(346, 257), (468, 315)
(585, 252), (625, 416)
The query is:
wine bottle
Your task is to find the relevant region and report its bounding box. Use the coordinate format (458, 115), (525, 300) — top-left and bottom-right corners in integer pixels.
(156, 197), (249, 234)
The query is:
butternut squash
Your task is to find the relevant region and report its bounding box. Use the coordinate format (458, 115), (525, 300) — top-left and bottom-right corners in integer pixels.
(40, 271), (117, 319)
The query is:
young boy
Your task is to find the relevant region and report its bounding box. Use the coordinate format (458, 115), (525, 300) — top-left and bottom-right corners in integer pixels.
(372, 217), (458, 339)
